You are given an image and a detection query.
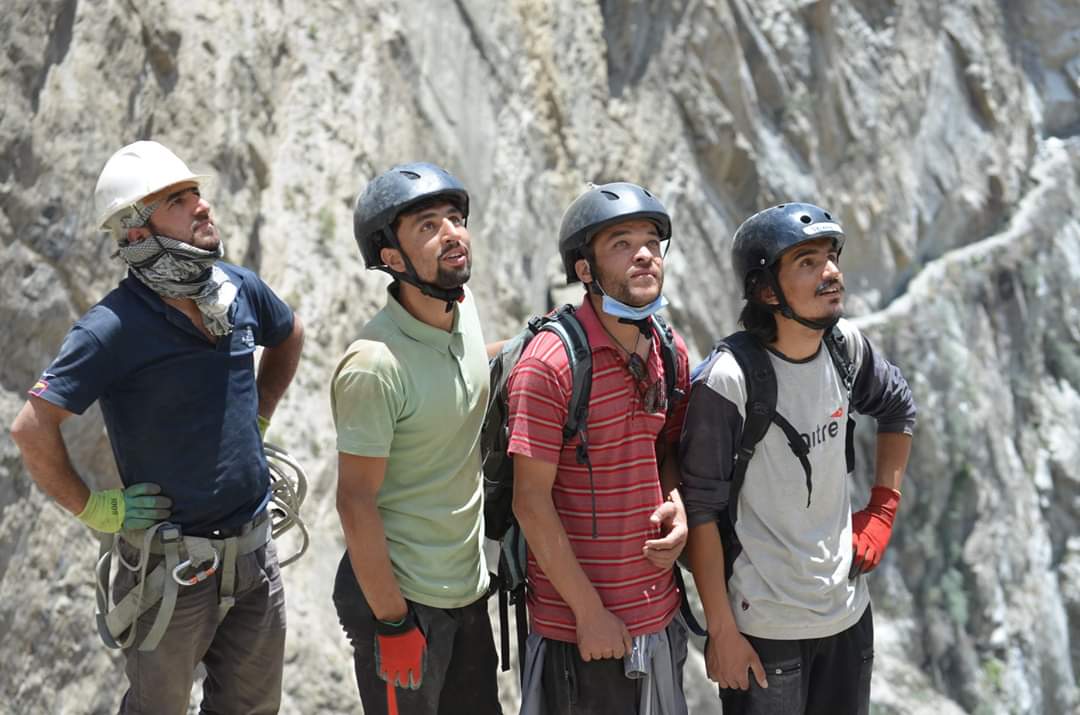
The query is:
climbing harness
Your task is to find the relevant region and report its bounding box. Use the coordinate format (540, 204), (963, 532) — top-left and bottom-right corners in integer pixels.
(93, 443), (309, 651)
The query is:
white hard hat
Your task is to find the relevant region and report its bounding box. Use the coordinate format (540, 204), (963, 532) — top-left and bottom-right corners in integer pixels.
(93, 140), (212, 235)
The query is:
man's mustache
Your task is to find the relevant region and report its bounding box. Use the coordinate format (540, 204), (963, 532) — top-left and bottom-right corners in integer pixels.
(815, 279), (844, 295)
(438, 242), (468, 259)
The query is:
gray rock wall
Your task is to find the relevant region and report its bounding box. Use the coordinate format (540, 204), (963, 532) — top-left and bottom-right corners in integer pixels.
(1, 1), (1078, 713)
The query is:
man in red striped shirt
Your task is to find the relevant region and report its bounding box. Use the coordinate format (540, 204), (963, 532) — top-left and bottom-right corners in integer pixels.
(508, 182), (692, 714)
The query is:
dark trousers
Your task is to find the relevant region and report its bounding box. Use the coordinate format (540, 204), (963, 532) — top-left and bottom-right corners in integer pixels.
(538, 617), (689, 714)
(116, 540), (286, 715)
(332, 553), (501, 715)
(541, 642), (637, 714)
(719, 604), (874, 715)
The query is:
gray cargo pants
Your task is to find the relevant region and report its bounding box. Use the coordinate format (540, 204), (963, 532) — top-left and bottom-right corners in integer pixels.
(115, 538), (287, 715)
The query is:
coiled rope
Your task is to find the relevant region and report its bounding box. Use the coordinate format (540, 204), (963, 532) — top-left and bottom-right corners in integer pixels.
(263, 442), (310, 567)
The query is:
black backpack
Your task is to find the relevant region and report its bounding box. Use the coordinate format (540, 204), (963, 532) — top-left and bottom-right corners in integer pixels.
(481, 304), (681, 673)
(690, 326), (857, 579)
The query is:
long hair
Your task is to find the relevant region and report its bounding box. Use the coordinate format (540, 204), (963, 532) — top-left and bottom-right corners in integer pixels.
(738, 271), (778, 344)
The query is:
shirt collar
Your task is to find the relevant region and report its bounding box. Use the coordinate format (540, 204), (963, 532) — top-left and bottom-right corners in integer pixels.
(121, 271), (167, 313)
(575, 293), (663, 376)
(385, 284), (464, 356)
(574, 293), (618, 355)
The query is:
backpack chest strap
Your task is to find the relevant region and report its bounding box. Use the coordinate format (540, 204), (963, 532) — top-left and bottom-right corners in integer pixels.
(770, 411), (813, 508)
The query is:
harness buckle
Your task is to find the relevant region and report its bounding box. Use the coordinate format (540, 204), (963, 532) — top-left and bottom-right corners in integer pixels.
(158, 524), (182, 545)
(172, 549), (220, 586)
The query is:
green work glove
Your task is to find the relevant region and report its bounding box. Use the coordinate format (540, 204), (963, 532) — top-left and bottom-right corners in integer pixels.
(258, 414), (270, 438)
(76, 483), (173, 533)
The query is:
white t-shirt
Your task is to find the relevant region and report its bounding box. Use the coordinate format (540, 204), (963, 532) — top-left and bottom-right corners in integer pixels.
(681, 318), (916, 639)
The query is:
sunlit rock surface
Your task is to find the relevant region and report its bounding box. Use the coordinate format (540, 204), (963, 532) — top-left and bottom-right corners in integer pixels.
(2, 1), (1078, 712)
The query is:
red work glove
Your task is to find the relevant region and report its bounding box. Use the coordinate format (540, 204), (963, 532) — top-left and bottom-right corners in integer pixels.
(850, 486), (901, 578)
(375, 609), (427, 690)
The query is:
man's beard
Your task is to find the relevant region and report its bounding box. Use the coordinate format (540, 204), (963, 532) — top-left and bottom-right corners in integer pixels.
(812, 278), (845, 320)
(190, 223), (221, 252)
(594, 264), (664, 307)
(434, 258), (471, 289)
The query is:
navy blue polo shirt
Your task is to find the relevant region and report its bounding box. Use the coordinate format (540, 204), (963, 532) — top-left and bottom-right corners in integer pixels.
(30, 262), (295, 536)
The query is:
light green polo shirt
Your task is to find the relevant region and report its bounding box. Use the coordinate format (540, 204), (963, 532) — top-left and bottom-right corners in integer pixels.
(331, 285), (490, 607)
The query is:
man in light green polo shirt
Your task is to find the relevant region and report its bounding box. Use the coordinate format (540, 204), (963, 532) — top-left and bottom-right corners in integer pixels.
(331, 162), (501, 715)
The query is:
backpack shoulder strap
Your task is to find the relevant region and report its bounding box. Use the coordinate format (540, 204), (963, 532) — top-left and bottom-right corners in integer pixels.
(649, 313), (685, 407)
(823, 324), (857, 394)
(823, 323), (858, 474)
(717, 332), (816, 514)
(539, 307), (600, 538)
(538, 306), (592, 441)
(721, 332), (777, 448)
(718, 332), (776, 526)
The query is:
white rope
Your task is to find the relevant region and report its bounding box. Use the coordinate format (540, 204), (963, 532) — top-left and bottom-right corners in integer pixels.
(263, 442), (310, 567)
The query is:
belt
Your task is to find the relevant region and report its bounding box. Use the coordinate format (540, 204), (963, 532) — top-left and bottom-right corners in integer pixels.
(129, 511), (270, 556)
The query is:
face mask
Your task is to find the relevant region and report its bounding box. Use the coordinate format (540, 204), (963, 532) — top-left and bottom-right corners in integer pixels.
(117, 234), (221, 278)
(116, 235), (237, 336)
(600, 292), (669, 321)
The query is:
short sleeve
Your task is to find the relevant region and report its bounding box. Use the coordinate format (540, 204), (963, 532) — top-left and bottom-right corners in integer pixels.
(331, 346), (405, 457)
(30, 324), (122, 415)
(506, 352), (570, 466)
(247, 275), (295, 347)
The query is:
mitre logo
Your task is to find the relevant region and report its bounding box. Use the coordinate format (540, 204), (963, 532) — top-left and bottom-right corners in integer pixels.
(801, 406), (845, 450)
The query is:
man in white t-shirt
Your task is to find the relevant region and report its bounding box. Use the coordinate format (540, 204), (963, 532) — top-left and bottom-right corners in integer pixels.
(681, 203), (917, 715)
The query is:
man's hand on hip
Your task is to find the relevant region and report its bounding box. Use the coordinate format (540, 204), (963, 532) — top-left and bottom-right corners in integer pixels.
(850, 486), (901, 577)
(77, 482), (172, 532)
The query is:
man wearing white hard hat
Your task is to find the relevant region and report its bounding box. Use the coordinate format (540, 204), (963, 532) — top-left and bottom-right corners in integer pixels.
(10, 140), (304, 714)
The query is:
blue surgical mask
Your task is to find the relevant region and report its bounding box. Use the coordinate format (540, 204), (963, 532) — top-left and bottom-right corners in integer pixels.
(600, 292), (669, 320)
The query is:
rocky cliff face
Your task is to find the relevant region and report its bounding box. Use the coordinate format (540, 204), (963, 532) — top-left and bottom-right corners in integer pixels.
(2, 1), (1078, 713)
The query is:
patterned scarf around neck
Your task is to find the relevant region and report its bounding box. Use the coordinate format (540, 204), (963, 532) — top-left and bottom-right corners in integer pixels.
(116, 234), (238, 336)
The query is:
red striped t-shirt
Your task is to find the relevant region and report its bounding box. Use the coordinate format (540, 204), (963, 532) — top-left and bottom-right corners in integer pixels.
(506, 297), (690, 642)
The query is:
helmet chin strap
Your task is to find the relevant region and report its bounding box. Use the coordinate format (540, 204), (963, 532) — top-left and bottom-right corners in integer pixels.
(776, 301), (840, 331)
(764, 273), (839, 332)
(379, 228), (463, 312)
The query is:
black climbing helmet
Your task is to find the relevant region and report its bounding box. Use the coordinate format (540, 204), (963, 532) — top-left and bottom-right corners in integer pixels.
(557, 182), (672, 284)
(353, 162), (470, 270)
(731, 202), (845, 299)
